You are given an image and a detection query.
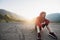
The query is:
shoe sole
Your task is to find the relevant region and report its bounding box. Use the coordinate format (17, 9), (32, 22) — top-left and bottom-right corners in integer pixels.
(48, 34), (57, 39)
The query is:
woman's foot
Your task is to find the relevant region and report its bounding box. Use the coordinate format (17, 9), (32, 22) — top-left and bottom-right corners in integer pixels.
(37, 33), (41, 40)
(49, 32), (57, 39)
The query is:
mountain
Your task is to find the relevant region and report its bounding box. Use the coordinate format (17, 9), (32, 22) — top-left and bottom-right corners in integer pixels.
(46, 13), (60, 23)
(0, 9), (25, 22)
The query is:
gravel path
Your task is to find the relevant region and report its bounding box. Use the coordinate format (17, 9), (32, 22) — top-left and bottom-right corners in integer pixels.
(0, 23), (60, 40)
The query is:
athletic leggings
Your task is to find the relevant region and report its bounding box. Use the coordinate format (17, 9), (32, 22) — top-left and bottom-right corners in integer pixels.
(37, 23), (48, 33)
(36, 23), (48, 39)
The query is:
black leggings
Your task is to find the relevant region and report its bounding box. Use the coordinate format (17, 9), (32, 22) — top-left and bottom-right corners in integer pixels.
(39, 23), (48, 31)
(37, 24), (48, 39)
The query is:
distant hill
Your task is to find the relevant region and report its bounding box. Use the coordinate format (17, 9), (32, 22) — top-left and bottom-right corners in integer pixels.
(0, 9), (25, 22)
(46, 13), (60, 23)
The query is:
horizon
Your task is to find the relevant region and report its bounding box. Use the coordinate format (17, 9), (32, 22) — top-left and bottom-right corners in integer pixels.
(0, 0), (60, 19)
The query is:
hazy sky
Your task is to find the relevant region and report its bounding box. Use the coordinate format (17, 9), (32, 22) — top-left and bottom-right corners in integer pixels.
(0, 0), (60, 19)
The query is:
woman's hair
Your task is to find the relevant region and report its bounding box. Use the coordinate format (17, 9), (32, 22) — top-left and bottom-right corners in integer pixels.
(39, 11), (46, 23)
(39, 11), (46, 16)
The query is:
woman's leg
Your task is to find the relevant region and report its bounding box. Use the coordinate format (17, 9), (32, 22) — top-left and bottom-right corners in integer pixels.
(42, 24), (46, 28)
(37, 26), (42, 40)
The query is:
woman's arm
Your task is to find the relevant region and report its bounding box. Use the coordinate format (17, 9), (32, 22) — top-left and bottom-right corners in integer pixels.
(45, 19), (51, 32)
(46, 25), (51, 32)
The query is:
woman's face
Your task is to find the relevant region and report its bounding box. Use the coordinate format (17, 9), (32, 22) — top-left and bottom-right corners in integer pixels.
(41, 13), (46, 18)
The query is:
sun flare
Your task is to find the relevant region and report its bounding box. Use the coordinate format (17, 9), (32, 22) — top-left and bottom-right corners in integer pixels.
(21, 14), (36, 20)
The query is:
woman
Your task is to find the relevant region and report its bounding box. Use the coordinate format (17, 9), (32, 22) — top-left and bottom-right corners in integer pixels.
(35, 11), (55, 40)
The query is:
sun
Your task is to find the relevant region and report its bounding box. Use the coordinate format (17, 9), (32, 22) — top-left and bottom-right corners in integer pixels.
(22, 14), (35, 20)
